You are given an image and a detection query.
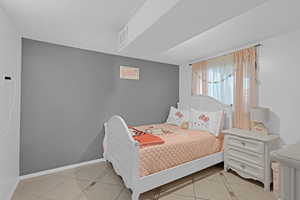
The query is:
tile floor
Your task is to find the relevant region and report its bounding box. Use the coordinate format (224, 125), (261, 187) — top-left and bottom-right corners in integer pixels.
(12, 162), (277, 200)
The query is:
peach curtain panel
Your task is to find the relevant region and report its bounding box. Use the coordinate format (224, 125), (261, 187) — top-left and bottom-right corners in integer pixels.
(192, 61), (208, 96)
(233, 47), (257, 130)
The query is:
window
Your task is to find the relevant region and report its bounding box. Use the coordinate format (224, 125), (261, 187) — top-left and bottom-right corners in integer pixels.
(192, 47), (257, 130)
(192, 54), (234, 105)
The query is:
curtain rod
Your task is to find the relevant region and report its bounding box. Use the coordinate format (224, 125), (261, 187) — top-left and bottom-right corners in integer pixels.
(189, 44), (262, 66)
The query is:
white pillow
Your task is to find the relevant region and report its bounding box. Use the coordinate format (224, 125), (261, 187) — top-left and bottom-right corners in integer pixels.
(190, 108), (224, 136)
(166, 107), (190, 127)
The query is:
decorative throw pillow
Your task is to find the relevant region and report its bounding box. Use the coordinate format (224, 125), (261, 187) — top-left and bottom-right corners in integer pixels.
(190, 108), (224, 136)
(166, 107), (190, 127)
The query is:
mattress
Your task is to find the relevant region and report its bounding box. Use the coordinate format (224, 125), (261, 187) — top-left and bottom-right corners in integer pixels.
(135, 123), (223, 177)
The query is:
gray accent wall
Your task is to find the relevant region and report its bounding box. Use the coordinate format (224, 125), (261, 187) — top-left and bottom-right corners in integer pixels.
(21, 39), (179, 175)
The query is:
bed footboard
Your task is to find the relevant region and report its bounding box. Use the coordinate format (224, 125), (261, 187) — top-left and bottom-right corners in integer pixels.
(103, 116), (140, 192)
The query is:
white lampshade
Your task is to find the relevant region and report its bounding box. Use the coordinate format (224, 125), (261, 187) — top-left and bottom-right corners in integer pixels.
(250, 107), (270, 123)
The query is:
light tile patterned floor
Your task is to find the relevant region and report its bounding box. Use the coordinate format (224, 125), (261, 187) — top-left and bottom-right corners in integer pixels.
(12, 162), (277, 200)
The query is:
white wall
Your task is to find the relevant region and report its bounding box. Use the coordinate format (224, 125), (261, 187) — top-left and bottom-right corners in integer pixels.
(258, 29), (300, 145)
(0, 7), (21, 200)
(179, 28), (300, 145)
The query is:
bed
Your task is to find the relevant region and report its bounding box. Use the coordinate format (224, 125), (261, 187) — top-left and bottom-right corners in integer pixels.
(103, 96), (232, 200)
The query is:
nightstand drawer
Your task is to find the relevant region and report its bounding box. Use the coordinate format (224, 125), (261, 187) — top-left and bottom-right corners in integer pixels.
(224, 128), (280, 191)
(227, 135), (264, 154)
(227, 156), (264, 179)
(227, 147), (264, 167)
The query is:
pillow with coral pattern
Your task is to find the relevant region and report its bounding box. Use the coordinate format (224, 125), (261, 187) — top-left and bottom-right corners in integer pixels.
(190, 108), (224, 136)
(166, 107), (190, 128)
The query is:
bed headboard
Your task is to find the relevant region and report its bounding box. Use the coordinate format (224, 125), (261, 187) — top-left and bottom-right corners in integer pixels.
(178, 96), (233, 129)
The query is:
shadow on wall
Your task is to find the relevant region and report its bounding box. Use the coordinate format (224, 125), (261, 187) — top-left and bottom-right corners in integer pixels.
(267, 111), (282, 144)
(79, 127), (105, 162)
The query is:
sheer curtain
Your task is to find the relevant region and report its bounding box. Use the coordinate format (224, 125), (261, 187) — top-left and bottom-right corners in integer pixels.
(233, 47), (257, 130)
(207, 54), (234, 105)
(192, 56), (234, 104)
(191, 47), (257, 130)
(192, 61), (208, 96)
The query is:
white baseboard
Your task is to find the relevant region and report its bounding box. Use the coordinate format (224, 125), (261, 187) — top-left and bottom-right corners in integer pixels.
(6, 178), (19, 200)
(20, 158), (105, 180)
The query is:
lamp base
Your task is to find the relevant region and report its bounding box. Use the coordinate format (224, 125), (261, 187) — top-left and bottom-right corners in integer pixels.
(251, 121), (268, 135)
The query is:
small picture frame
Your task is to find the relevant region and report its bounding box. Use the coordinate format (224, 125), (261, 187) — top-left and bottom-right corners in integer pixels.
(120, 66), (139, 80)
(251, 121), (268, 135)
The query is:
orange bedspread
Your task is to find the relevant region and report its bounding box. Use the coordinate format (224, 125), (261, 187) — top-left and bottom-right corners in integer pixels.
(135, 124), (223, 177)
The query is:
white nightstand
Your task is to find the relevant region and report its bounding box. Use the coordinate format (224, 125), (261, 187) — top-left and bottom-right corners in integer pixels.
(223, 128), (280, 191)
(271, 143), (300, 200)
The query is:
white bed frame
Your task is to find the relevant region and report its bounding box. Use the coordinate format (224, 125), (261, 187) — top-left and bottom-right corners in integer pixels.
(103, 96), (232, 200)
